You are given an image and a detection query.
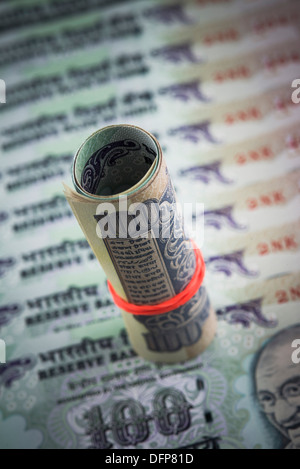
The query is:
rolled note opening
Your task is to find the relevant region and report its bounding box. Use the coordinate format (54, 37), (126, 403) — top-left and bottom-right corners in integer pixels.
(75, 125), (158, 197)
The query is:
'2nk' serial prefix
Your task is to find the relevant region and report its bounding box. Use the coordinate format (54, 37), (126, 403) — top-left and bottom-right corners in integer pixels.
(64, 124), (216, 363)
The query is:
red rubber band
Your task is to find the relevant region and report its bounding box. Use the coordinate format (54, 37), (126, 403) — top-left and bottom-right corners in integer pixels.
(107, 240), (205, 316)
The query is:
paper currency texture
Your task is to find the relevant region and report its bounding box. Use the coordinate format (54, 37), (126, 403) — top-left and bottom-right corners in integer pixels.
(64, 124), (216, 362)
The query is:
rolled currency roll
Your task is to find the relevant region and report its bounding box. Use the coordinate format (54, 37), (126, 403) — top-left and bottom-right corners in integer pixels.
(64, 124), (216, 363)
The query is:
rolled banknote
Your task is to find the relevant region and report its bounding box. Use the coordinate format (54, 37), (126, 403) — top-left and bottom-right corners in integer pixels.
(64, 124), (216, 363)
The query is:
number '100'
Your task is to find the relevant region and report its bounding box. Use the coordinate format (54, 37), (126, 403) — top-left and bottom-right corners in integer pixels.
(84, 388), (192, 448)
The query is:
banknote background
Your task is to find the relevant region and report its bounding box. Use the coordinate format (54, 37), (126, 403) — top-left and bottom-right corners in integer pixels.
(0, 0), (300, 449)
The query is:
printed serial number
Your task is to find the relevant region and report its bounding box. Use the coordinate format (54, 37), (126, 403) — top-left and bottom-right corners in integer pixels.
(234, 146), (273, 165)
(225, 107), (261, 124)
(214, 65), (250, 82)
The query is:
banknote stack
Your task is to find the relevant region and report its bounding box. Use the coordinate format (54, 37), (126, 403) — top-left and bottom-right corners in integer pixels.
(0, 0), (300, 450)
